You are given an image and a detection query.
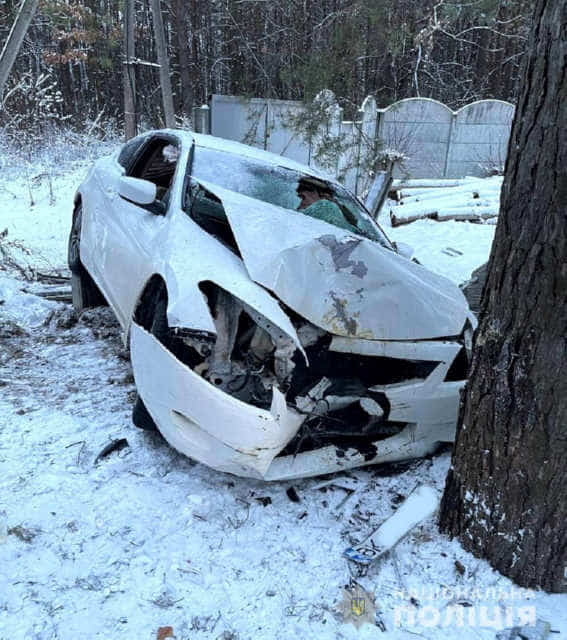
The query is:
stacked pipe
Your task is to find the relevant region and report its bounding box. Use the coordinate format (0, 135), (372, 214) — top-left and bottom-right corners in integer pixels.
(388, 176), (503, 227)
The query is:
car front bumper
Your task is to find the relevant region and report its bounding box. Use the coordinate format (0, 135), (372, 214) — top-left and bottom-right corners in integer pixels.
(131, 323), (464, 480)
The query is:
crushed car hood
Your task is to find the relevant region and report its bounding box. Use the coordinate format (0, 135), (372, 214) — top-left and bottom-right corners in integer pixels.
(196, 181), (471, 340)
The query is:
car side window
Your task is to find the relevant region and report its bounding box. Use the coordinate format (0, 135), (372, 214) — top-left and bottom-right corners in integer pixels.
(118, 136), (145, 170)
(128, 137), (180, 214)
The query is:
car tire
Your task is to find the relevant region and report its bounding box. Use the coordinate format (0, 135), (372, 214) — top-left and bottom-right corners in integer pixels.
(132, 394), (157, 431)
(68, 206), (83, 274)
(131, 288), (169, 432)
(68, 205), (105, 311)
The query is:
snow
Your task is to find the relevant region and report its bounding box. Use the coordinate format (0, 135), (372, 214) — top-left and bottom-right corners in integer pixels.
(382, 211), (496, 285)
(1, 139), (565, 639)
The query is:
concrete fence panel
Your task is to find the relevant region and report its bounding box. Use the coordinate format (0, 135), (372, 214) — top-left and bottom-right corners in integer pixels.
(337, 118), (358, 192)
(209, 94), (268, 149)
(447, 100), (515, 177)
(265, 99), (310, 164)
(378, 98), (453, 179)
(206, 93), (515, 190)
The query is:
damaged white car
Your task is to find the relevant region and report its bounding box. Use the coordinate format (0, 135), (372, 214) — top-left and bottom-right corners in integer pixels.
(69, 130), (475, 480)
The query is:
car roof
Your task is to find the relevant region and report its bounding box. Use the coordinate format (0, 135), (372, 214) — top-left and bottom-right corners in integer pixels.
(157, 129), (333, 183)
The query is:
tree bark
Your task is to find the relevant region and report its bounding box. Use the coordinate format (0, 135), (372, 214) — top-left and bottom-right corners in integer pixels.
(150, 0), (176, 128)
(123, 0), (137, 140)
(0, 0), (39, 102)
(172, 0), (193, 120)
(439, 0), (567, 593)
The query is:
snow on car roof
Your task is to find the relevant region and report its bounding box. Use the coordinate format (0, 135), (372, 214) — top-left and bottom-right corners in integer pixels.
(127, 128), (335, 185)
(184, 131), (333, 182)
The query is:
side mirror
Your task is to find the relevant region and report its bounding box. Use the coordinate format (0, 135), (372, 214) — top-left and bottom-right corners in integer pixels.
(119, 176), (157, 206)
(394, 241), (415, 260)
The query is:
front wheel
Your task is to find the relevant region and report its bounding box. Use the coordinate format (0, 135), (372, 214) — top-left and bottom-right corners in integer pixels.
(71, 271), (105, 311)
(132, 394), (157, 431)
(68, 206), (82, 274)
(131, 289), (168, 431)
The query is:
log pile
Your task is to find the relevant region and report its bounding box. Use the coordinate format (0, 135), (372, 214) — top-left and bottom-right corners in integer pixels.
(388, 176), (503, 227)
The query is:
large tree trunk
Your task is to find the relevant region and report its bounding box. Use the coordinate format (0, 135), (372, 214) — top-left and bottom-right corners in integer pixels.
(439, 0), (567, 593)
(150, 0), (176, 128)
(0, 0), (39, 101)
(123, 0), (137, 140)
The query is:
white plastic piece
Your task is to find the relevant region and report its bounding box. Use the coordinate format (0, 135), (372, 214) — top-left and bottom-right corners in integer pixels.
(263, 423), (442, 481)
(329, 336), (461, 362)
(360, 397), (384, 417)
(344, 485), (439, 563)
(368, 485), (439, 551)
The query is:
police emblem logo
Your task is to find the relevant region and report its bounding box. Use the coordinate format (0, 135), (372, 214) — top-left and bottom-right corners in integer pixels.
(338, 581), (377, 629)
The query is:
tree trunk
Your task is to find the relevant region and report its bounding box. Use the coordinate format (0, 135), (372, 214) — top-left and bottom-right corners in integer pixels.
(172, 0), (193, 120)
(150, 0), (176, 128)
(123, 0), (137, 140)
(439, 0), (567, 593)
(0, 0), (39, 101)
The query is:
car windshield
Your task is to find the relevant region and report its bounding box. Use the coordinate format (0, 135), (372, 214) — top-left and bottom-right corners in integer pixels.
(190, 146), (392, 248)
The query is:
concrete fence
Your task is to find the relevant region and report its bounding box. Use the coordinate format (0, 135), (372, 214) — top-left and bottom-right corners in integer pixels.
(194, 92), (514, 194)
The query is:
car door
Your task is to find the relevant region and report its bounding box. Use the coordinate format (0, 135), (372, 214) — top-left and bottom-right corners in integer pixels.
(96, 134), (181, 328)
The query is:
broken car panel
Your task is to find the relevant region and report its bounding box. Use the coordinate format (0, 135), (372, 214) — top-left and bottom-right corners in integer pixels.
(73, 130), (475, 480)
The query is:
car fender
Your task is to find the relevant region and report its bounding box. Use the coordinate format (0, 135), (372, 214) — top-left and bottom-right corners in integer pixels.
(143, 210), (304, 354)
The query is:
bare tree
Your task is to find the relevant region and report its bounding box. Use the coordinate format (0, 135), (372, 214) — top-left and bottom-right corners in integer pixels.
(439, 0), (567, 593)
(0, 0), (39, 102)
(150, 0), (176, 128)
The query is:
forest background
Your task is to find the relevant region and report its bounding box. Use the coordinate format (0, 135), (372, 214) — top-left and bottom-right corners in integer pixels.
(0, 0), (531, 140)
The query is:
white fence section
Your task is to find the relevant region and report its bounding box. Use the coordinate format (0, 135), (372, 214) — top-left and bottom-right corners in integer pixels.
(198, 93), (514, 193)
(208, 94), (309, 163)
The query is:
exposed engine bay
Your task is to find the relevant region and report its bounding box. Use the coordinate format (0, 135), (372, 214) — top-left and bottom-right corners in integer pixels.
(159, 282), (469, 465)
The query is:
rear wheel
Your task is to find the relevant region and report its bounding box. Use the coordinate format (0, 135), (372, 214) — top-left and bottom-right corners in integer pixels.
(68, 205), (105, 311)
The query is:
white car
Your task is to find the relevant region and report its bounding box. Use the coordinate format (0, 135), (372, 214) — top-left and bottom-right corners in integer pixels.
(69, 130), (475, 480)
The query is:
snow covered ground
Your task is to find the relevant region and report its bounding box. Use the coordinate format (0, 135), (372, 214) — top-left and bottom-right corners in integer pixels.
(1, 140), (565, 639)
